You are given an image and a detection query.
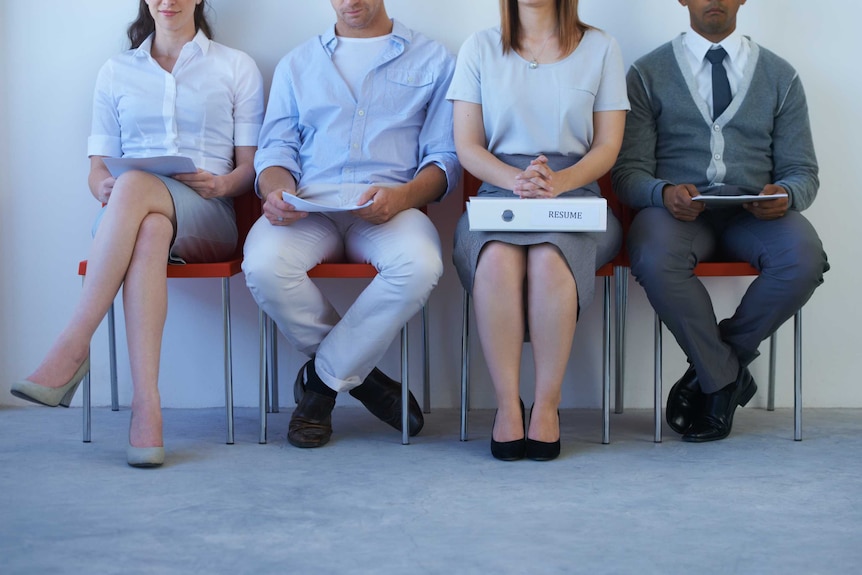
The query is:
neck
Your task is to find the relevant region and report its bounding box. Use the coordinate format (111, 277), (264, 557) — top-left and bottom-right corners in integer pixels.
(152, 28), (196, 59)
(518, 4), (557, 40)
(336, 15), (392, 39)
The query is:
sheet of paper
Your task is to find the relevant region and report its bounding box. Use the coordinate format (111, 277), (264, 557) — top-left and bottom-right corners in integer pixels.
(692, 193), (788, 205)
(282, 191), (373, 212)
(102, 156), (197, 178)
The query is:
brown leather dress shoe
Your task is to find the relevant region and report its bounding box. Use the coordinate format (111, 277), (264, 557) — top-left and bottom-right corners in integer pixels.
(288, 389), (335, 448)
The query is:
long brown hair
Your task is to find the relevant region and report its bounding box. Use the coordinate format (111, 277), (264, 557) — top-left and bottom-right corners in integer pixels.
(127, 1), (213, 49)
(499, 0), (589, 57)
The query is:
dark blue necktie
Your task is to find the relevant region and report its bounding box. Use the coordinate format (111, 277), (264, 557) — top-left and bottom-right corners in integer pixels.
(705, 47), (731, 120)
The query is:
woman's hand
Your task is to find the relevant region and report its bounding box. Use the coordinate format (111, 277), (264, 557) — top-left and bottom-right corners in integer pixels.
(514, 155), (557, 198)
(94, 176), (116, 204)
(172, 169), (223, 199)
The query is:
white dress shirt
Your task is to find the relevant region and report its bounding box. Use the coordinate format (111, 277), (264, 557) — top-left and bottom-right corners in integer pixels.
(88, 30), (264, 177)
(681, 28), (751, 120)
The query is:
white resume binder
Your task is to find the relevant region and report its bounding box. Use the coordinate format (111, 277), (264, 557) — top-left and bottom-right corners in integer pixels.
(467, 197), (607, 232)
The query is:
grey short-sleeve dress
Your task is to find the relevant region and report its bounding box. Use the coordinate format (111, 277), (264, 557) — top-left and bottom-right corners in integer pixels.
(446, 27), (630, 309)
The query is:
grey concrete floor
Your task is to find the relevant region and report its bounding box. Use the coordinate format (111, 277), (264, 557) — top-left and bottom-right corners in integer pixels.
(1, 405), (860, 575)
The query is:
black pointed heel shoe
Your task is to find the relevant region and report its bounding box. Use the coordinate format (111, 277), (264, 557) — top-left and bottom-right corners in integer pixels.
(526, 405), (561, 461)
(491, 399), (526, 461)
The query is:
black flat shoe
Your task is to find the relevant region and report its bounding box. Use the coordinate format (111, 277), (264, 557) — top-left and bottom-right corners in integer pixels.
(526, 405), (561, 461)
(683, 367), (757, 443)
(666, 364), (703, 434)
(491, 399), (525, 461)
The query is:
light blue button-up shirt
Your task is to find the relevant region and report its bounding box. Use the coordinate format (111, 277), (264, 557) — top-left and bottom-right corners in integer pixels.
(255, 19), (459, 199)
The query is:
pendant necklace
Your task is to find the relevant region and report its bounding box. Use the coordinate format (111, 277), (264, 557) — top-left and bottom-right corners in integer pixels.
(526, 30), (555, 69)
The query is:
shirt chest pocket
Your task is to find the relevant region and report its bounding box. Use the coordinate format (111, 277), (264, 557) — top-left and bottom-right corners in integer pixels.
(382, 68), (434, 116)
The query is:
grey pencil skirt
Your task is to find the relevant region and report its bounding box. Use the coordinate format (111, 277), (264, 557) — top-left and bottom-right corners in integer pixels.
(453, 154), (621, 311)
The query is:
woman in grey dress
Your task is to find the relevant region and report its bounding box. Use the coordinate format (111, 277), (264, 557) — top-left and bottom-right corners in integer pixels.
(447, 0), (629, 460)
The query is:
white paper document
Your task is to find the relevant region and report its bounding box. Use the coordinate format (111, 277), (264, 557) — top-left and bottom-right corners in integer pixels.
(103, 155), (197, 178)
(692, 193), (787, 205)
(282, 191), (373, 212)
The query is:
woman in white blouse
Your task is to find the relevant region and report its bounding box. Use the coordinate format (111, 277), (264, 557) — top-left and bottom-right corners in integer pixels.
(447, 0), (629, 461)
(11, 0), (264, 468)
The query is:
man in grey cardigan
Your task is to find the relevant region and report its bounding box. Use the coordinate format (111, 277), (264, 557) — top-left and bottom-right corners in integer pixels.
(612, 0), (829, 442)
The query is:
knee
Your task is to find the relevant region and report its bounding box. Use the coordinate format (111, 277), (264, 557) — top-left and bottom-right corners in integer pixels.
(110, 171), (157, 205)
(134, 214), (173, 254)
(242, 221), (305, 297)
(386, 243), (443, 297)
(769, 238), (829, 290)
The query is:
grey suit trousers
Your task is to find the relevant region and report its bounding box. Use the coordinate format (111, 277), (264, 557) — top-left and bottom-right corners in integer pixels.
(627, 206), (828, 393)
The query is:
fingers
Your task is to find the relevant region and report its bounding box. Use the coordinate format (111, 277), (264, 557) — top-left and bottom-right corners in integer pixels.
(264, 190), (307, 226)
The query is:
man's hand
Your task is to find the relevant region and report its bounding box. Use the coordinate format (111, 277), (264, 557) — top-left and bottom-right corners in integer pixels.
(743, 184), (789, 220)
(262, 188), (307, 226)
(353, 184), (409, 224)
(662, 184), (705, 221)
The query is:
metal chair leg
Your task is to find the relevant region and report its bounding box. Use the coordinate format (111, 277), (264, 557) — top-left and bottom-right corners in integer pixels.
(767, 332), (777, 411)
(83, 357), (91, 443)
(794, 309), (803, 441)
(259, 308), (268, 444)
(602, 277), (611, 445)
(654, 314), (663, 443)
(422, 304), (430, 414)
(108, 303), (119, 412)
(268, 316), (279, 412)
(460, 292), (470, 441)
(222, 278), (234, 445)
(401, 324), (409, 445)
(614, 266), (628, 414)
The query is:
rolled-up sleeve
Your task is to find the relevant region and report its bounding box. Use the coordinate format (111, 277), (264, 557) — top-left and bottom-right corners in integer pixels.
(232, 52), (265, 147)
(254, 56), (303, 194)
(417, 50), (460, 198)
(87, 61), (123, 158)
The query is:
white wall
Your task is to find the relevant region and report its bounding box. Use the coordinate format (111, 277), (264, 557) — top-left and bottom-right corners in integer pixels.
(1, 0), (859, 412)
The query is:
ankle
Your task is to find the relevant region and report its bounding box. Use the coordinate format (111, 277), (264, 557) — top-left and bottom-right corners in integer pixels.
(306, 360), (337, 399)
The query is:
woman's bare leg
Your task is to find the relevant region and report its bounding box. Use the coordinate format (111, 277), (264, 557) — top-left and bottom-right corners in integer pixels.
(26, 171), (175, 389)
(123, 213), (173, 448)
(526, 244), (578, 443)
(472, 242), (527, 442)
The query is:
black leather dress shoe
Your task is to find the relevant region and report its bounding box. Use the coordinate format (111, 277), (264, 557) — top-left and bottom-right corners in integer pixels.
(288, 389), (335, 448)
(349, 368), (424, 436)
(682, 367), (757, 443)
(666, 365), (703, 434)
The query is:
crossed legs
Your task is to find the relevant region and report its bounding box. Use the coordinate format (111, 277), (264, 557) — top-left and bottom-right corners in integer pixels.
(26, 171), (176, 449)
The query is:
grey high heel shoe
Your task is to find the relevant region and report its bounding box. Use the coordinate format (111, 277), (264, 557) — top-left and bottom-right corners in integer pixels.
(127, 445), (165, 468)
(10, 358), (90, 407)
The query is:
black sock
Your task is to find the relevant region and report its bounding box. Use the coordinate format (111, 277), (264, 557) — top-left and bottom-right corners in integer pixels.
(306, 360), (337, 399)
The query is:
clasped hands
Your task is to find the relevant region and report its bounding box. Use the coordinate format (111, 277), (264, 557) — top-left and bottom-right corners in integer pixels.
(513, 155), (558, 198)
(663, 183), (790, 222)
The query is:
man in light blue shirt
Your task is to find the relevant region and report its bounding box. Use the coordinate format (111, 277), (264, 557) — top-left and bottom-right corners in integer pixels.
(243, 0), (458, 449)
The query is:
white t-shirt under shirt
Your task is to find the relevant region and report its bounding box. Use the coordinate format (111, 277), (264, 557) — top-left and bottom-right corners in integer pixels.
(446, 27), (630, 158)
(332, 34), (392, 99)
